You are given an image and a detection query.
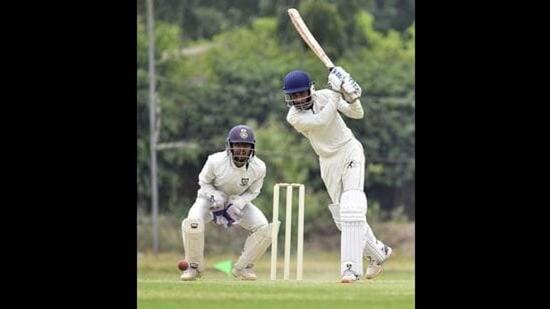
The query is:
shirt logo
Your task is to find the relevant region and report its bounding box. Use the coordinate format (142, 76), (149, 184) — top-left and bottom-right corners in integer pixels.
(239, 129), (248, 139)
(240, 178), (249, 186)
(347, 160), (358, 168)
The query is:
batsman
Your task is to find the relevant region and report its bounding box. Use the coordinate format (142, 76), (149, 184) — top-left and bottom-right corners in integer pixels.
(180, 124), (278, 281)
(282, 68), (392, 283)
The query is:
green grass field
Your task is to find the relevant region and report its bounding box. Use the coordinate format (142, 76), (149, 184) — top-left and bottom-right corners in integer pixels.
(138, 251), (414, 309)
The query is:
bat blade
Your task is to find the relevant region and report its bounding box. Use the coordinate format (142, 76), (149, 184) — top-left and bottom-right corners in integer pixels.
(288, 8), (334, 69)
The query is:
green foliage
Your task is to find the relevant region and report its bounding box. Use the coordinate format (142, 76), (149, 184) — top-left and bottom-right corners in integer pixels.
(138, 0), (415, 39)
(137, 5), (415, 222)
(298, 0), (347, 59)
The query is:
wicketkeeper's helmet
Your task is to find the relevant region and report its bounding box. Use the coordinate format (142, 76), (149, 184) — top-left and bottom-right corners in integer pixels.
(226, 125), (256, 164)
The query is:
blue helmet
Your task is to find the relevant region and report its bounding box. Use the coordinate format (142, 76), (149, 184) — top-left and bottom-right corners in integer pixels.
(282, 70), (314, 110)
(283, 70), (312, 94)
(226, 125), (255, 165)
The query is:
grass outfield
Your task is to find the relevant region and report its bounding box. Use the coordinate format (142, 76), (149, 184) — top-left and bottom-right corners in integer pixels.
(138, 251), (414, 309)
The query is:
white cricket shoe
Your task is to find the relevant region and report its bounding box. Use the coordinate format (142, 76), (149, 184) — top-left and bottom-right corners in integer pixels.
(180, 268), (200, 281)
(232, 264), (257, 281)
(341, 269), (359, 283)
(365, 245), (392, 279)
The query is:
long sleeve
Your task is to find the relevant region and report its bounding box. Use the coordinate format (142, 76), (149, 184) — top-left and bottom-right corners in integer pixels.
(337, 98), (364, 119)
(197, 157), (225, 199)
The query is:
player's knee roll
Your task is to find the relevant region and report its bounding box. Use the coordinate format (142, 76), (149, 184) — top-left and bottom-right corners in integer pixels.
(339, 190), (367, 222)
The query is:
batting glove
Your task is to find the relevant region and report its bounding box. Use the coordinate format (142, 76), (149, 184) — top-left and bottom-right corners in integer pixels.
(327, 66), (350, 92)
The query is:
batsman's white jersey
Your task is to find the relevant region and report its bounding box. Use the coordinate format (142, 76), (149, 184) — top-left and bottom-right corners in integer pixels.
(286, 89), (364, 202)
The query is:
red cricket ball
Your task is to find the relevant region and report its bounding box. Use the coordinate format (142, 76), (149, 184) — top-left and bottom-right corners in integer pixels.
(177, 259), (189, 271)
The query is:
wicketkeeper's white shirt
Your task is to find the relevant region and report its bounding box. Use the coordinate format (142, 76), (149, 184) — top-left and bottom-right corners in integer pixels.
(198, 151), (266, 204)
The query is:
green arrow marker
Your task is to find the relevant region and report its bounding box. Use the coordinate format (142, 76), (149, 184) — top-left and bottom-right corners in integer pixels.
(213, 260), (232, 275)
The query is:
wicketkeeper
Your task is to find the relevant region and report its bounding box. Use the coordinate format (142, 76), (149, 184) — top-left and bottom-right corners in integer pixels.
(180, 124), (279, 281)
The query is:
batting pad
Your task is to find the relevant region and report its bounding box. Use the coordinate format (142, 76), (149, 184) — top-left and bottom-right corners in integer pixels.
(341, 220), (364, 276)
(182, 218), (205, 271)
(339, 190), (368, 276)
(362, 223), (387, 263)
(339, 190), (367, 222)
(234, 222), (279, 270)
